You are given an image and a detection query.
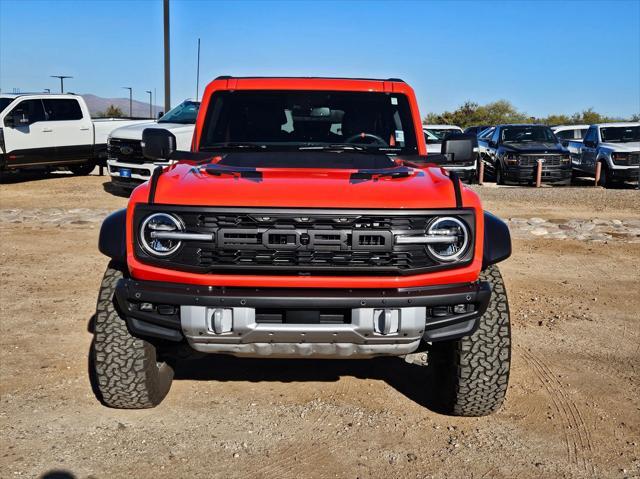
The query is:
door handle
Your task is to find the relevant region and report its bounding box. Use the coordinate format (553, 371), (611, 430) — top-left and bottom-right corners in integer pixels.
(80, 126), (90, 131)
(42, 128), (53, 132)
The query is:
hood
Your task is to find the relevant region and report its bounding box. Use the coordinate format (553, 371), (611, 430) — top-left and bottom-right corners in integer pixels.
(109, 121), (196, 141)
(502, 142), (565, 154)
(599, 141), (640, 152)
(136, 158), (478, 210)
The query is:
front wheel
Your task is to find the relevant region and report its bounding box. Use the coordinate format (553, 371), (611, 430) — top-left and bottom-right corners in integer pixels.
(91, 263), (174, 408)
(69, 160), (96, 176)
(430, 265), (511, 416)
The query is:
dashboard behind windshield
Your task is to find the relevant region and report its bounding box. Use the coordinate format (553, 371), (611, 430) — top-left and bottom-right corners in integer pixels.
(198, 90), (418, 155)
(501, 126), (557, 143)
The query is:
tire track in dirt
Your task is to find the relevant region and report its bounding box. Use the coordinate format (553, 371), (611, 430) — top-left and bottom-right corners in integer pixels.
(246, 377), (355, 479)
(519, 346), (597, 478)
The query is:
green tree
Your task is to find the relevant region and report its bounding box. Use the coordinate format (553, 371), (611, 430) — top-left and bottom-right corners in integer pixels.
(104, 105), (124, 118)
(423, 100), (528, 128)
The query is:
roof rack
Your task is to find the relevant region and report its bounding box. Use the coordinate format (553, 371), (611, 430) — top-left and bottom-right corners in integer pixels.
(214, 75), (405, 82)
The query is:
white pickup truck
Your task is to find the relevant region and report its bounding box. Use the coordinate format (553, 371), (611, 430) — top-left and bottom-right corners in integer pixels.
(567, 122), (640, 187)
(107, 100), (199, 190)
(423, 124), (476, 182)
(0, 93), (148, 175)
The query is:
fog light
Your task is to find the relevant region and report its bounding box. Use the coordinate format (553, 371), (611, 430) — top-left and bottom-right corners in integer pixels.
(140, 302), (153, 312)
(453, 304), (467, 314)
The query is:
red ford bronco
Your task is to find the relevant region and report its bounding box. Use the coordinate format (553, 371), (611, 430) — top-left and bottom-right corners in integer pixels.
(94, 77), (511, 415)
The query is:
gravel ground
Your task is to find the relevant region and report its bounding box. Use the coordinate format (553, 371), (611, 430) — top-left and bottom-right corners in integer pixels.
(1, 172), (639, 479)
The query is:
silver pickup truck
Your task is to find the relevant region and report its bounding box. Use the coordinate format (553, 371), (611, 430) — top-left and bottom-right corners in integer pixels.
(568, 122), (640, 187)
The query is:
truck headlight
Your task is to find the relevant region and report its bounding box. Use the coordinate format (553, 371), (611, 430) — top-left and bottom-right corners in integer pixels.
(612, 152), (629, 165)
(426, 217), (470, 262)
(140, 213), (184, 257)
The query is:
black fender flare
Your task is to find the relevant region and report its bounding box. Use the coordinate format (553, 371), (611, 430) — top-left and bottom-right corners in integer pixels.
(99, 209), (127, 265)
(482, 211), (511, 270)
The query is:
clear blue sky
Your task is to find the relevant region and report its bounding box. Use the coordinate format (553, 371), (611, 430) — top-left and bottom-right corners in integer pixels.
(1, 0), (639, 117)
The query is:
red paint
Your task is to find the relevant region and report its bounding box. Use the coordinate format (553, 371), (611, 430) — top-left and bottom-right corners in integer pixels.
(127, 77), (484, 288)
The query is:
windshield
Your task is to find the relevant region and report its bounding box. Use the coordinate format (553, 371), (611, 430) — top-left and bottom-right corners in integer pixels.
(199, 90), (418, 157)
(0, 98), (13, 113)
(424, 127), (461, 142)
(158, 100), (200, 124)
(600, 126), (640, 143)
(501, 125), (557, 143)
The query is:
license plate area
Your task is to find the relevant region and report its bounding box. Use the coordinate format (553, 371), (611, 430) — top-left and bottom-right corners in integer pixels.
(255, 308), (351, 324)
(120, 168), (132, 178)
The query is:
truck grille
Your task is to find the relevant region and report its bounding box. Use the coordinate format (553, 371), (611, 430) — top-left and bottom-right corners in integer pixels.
(133, 206), (475, 276)
(107, 138), (145, 164)
(629, 153), (640, 166)
(518, 154), (564, 167)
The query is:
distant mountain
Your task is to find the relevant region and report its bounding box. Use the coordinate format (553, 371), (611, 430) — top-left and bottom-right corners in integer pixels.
(81, 93), (163, 119)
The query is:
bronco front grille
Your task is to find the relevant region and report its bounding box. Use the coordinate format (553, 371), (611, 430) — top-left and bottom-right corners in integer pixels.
(133, 206), (475, 276)
(107, 138), (145, 164)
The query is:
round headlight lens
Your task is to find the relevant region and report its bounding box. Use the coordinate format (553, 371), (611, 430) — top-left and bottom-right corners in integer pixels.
(427, 217), (469, 262)
(140, 213), (184, 257)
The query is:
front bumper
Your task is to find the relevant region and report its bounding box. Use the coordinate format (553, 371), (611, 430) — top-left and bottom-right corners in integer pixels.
(107, 159), (171, 186)
(610, 165), (640, 182)
(442, 162), (476, 182)
(504, 164), (572, 184)
(114, 279), (491, 358)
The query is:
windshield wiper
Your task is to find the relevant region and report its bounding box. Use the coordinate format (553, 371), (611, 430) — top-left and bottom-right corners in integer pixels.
(298, 143), (367, 151)
(200, 142), (269, 151)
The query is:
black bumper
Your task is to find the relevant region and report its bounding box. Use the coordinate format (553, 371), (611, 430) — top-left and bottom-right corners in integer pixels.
(114, 279), (492, 344)
(110, 176), (144, 189)
(504, 165), (572, 184)
(610, 166), (640, 182)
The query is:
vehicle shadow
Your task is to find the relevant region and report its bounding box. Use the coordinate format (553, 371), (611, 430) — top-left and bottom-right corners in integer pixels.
(102, 181), (132, 198)
(172, 353), (446, 414)
(0, 169), (56, 184)
(39, 470), (76, 479)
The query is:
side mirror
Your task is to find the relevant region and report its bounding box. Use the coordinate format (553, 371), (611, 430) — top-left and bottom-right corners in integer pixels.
(583, 139), (595, 148)
(488, 140), (497, 148)
(442, 133), (477, 163)
(142, 128), (176, 161)
(157, 111), (164, 119)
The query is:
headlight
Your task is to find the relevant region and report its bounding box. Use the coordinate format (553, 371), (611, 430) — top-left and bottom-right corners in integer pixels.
(612, 152), (629, 165)
(426, 217), (470, 262)
(504, 153), (518, 165)
(140, 213), (184, 257)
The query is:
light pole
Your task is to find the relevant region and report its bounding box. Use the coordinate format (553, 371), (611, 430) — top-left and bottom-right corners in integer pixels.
(196, 38), (201, 100)
(51, 75), (72, 93)
(122, 87), (133, 117)
(146, 90), (153, 119)
(163, 0), (171, 113)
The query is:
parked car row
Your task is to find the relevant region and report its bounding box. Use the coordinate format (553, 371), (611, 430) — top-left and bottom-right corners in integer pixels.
(424, 121), (639, 187)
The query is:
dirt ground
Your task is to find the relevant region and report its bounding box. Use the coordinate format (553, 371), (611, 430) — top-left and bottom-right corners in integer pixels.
(1, 172), (639, 479)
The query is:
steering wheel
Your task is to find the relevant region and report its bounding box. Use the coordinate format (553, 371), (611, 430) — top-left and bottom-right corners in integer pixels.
(344, 133), (388, 146)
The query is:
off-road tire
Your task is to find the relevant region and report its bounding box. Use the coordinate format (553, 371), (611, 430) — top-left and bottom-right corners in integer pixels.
(495, 164), (504, 185)
(430, 265), (511, 416)
(92, 263), (174, 408)
(69, 160), (95, 176)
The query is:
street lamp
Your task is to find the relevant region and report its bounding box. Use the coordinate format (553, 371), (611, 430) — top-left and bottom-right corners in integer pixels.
(122, 87), (133, 117)
(51, 75), (72, 93)
(146, 90), (153, 119)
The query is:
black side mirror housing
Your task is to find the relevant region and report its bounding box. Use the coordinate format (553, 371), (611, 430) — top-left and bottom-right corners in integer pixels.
(583, 139), (595, 148)
(142, 128), (176, 161)
(442, 133), (477, 163)
(157, 111), (164, 119)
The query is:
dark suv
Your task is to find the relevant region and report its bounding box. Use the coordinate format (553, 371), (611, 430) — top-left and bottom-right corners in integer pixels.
(477, 124), (571, 185)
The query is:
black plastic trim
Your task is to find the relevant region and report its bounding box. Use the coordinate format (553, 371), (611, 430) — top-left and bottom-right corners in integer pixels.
(148, 166), (162, 204)
(482, 211), (511, 269)
(449, 171), (463, 207)
(98, 209), (127, 265)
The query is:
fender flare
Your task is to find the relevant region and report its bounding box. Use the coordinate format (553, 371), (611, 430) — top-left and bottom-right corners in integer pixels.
(98, 208), (127, 265)
(482, 211), (511, 270)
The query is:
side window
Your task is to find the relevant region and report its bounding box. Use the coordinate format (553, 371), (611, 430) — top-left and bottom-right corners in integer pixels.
(9, 99), (47, 125)
(584, 127), (597, 143)
(42, 99), (83, 121)
(555, 129), (575, 140)
(578, 128), (588, 139)
(479, 127), (494, 140)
